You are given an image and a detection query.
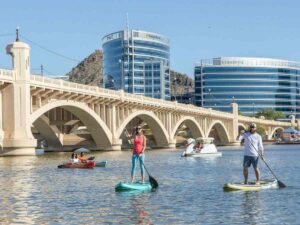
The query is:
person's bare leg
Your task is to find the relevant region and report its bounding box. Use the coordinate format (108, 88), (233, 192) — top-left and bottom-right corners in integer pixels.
(254, 167), (260, 184)
(243, 167), (248, 184)
(141, 174), (145, 183)
(131, 155), (137, 183)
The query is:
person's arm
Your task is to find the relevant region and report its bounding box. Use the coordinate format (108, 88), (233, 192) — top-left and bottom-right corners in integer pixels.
(258, 135), (264, 158)
(237, 130), (245, 141)
(131, 136), (135, 146)
(142, 135), (146, 152)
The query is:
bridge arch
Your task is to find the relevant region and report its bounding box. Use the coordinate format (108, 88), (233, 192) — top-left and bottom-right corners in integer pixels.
(31, 100), (112, 149)
(116, 110), (169, 148)
(238, 123), (247, 131)
(268, 127), (285, 140)
(171, 116), (205, 139)
(206, 120), (230, 145)
(32, 115), (63, 150)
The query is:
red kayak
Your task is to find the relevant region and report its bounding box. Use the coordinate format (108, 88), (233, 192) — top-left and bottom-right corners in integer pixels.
(58, 161), (96, 169)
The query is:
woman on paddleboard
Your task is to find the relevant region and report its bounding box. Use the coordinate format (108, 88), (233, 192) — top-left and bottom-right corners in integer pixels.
(237, 123), (264, 185)
(131, 126), (147, 183)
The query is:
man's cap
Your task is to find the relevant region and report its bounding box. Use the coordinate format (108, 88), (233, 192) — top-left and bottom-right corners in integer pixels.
(249, 123), (257, 128)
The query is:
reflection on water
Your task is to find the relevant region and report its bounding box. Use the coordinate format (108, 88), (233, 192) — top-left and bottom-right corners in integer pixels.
(241, 192), (262, 225)
(0, 145), (299, 224)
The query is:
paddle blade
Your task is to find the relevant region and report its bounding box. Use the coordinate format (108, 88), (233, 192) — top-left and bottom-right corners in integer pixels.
(149, 175), (159, 189)
(57, 165), (64, 168)
(277, 180), (286, 188)
(87, 156), (95, 161)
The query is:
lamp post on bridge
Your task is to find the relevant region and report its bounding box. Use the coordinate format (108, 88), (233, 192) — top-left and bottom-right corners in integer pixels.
(118, 59), (123, 90)
(40, 64), (44, 77)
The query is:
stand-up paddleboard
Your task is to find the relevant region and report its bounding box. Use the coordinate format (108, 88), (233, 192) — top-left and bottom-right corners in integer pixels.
(223, 179), (278, 191)
(115, 181), (152, 192)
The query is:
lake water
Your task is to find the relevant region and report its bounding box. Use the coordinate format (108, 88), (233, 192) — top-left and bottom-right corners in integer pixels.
(0, 144), (299, 224)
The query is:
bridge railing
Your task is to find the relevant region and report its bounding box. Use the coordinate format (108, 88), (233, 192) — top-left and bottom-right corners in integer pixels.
(0, 68), (14, 81)
(30, 75), (120, 98)
(29, 74), (236, 118)
(238, 115), (291, 126)
(122, 91), (234, 117)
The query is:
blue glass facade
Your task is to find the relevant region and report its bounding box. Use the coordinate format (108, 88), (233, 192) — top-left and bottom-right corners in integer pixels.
(195, 57), (300, 118)
(102, 30), (170, 100)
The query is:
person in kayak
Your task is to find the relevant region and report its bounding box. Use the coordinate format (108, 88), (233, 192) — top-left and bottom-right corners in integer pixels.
(71, 153), (80, 163)
(78, 152), (87, 162)
(131, 126), (146, 183)
(237, 123), (264, 185)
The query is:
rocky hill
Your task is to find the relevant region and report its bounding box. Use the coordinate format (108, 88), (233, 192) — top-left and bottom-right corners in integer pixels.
(66, 51), (194, 94)
(67, 50), (103, 86)
(170, 70), (194, 95)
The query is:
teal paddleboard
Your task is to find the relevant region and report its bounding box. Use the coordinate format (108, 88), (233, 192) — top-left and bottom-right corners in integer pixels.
(115, 181), (152, 192)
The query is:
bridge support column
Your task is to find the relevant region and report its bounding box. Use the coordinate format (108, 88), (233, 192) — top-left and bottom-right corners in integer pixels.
(230, 103), (240, 146)
(290, 115), (296, 127)
(111, 138), (122, 151)
(267, 127), (273, 141)
(109, 104), (122, 151)
(0, 90), (4, 149)
(168, 138), (177, 149)
(1, 40), (36, 156)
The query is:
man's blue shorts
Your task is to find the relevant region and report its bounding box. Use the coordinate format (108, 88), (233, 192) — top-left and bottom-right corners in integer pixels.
(243, 155), (259, 169)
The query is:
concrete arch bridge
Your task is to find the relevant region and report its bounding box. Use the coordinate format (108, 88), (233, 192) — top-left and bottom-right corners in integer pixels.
(0, 40), (296, 155)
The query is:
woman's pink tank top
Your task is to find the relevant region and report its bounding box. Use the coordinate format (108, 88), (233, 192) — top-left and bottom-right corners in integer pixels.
(133, 135), (144, 154)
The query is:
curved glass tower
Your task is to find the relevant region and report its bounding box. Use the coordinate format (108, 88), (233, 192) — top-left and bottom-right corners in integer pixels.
(195, 57), (300, 118)
(102, 30), (170, 100)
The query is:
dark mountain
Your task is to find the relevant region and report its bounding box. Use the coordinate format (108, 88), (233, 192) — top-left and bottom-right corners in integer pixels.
(67, 50), (103, 86)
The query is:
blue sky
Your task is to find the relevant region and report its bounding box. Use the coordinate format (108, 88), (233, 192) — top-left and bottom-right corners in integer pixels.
(0, 0), (299, 77)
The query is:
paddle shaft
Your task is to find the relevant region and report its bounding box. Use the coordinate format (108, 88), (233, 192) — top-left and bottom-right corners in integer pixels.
(139, 155), (159, 188)
(138, 155), (151, 177)
(248, 136), (281, 182)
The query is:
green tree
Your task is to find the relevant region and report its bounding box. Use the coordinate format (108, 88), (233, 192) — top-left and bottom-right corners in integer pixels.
(256, 125), (266, 137)
(255, 109), (285, 120)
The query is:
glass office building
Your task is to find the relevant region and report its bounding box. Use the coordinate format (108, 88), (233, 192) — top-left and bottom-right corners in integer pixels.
(102, 30), (170, 100)
(195, 57), (300, 118)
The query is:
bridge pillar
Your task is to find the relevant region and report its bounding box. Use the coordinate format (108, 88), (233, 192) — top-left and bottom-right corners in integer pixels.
(110, 104), (122, 150)
(111, 138), (122, 150)
(168, 138), (177, 149)
(1, 40), (37, 156)
(290, 115), (296, 128)
(0, 90), (4, 148)
(230, 103), (240, 145)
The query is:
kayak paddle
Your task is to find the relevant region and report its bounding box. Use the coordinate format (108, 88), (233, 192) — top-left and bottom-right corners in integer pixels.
(87, 156), (95, 161)
(140, 159), (159, 189)
(248, 137), (286, 188)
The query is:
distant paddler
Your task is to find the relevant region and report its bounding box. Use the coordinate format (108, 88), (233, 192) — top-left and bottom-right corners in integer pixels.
(237, 123), (264, 185)
(182, 137), (196, 157)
